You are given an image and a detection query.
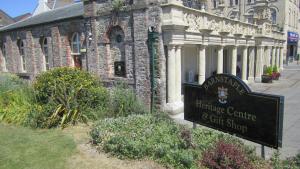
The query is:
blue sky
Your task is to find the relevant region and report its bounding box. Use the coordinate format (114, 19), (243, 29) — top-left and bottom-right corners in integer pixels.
(0, 0), (37, 18)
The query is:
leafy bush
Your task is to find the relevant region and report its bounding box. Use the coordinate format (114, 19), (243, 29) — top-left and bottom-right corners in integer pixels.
(273, 66), (279, 73)
(201, 141), (254, 169)
(108, 82), (147, 117)
(33, 67), (109, 128)
(112, 0), (125, 11)
(0, 73), (36, 125)
(270, 151), (299, 169)
(294, 153), (300, 167)
(264, 66), (273, 76)
(90, 114), (242, 169)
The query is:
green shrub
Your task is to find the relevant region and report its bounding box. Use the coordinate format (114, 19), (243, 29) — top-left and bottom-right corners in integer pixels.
(273, 66), (279, 73)
(0, 73), (36, 125)
(201, 141), (254, 169)
(264, 66), (273, 76)
(271, 151), (299, 169)
(112, 0), (125, 11)
(294, 153), (300, 167)
(109, 82), (147, 117)
(90, 114), (242, 169)
(33, 67), (109, 128)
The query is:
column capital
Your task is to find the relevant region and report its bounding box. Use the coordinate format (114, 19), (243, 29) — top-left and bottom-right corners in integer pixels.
(167, 45), (177, 49)
(265, 46), (272, 49)
(197, 44), (207, 50)
(240, 45), (249, 49)
(256, 45), (264, 49)
(231, 45), (238, 49)
(176, 45), (183, 49)
(217, 44), (225, 49)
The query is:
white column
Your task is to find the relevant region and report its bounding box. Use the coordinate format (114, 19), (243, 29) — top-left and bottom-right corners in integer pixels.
(272, 47), (276, 66)
(217, 45), (224, 74)
(175, 45), (182, 101)
(198, 45), (206, 84)
(255, 46), (263, 82)
(167, 45), (176, 103)
(231, 46), (237, 76)
(241, 46), (248, 82)
(264, 46), (271, 67)
(276, 47), (280, 68)
(248, 47), (255, 82)
(280, 47), (284, 71)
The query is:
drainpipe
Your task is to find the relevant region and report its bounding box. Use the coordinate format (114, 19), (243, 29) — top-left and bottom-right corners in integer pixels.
(148, 26), (159, 114)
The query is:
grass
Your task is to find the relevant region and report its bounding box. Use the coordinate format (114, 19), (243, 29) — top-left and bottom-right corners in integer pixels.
(0, 124), (76, 169)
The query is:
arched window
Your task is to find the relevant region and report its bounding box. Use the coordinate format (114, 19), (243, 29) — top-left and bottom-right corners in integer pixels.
(1, 43), (7, 71)
(42, 38), (49, 70)
(235, 0), (238, 5)
(71, 32), (82, 69)
(18, 40), (26, 72)
(71, 32), (80, 54)
(213, 0), (217, 8)
(271, 9), (277, 24)
(109, 26), (126, 77)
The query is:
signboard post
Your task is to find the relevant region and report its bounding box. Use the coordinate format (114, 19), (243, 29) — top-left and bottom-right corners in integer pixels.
(184, 74), (284, 149)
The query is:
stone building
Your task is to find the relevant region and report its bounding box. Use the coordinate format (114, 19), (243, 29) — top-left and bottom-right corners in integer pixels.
(0, 0), (286, 114)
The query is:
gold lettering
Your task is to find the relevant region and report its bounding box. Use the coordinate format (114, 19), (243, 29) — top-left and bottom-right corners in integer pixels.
(226, 119), (248, 133)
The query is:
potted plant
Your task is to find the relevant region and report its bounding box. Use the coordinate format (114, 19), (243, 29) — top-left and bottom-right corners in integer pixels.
(272, 66), (280, 80)
(262, 66), (273, 83)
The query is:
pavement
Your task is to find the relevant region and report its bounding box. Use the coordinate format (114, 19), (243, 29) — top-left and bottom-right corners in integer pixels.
(171, 61), (300, 159)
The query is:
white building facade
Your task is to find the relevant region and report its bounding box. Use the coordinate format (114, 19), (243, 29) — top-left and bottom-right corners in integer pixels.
(162, 0), (285, 114)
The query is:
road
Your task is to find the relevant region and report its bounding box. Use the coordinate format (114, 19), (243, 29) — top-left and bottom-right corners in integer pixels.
(248, 62), (300, 158)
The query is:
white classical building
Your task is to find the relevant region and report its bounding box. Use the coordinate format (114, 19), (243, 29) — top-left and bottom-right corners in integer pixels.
(206, 0), (300, 63)
(162, 0), (285, 113)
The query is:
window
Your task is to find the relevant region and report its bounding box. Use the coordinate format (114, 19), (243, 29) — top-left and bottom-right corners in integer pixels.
(71, 32), (82, 69)
(247, 0), (251, 4)
(235, 0), (238, 5)
(230, 0), (233, 6)
(42, 38), (49, 70)
(1, 43), (7, 71)
(213, 0), (217, 8)
(18, 40), (26, 72)
(248, 16), (254, 24)
(71, 32), (80, 54)
(271, 9), (277, 24)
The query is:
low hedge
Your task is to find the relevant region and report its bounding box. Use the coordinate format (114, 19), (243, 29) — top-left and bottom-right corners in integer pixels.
(90, 114), (257, 169)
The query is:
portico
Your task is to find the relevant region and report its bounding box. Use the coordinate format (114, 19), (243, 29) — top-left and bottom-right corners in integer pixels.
(162, 1), (285, 114)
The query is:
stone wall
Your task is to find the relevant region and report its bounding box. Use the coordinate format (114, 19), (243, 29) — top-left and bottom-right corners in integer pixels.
(0, 18), (85, 79)
(90, 0), (166, 108)
(0, 0), (167, 110)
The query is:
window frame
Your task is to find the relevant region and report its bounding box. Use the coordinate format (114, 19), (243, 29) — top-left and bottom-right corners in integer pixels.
(71, 32), (81, 55)
(1, 43), (7, 71)
(42, 37), (50, 70)
(18, 40), (26, 72)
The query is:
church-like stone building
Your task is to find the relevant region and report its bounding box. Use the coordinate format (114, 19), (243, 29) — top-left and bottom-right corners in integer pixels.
(0, 0), (286, 114)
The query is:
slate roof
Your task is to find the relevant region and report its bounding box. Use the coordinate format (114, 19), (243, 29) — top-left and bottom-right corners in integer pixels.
(0, 10), (15, 27)
(0, 2), (83, 32)
(14, 13), (32, 22)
